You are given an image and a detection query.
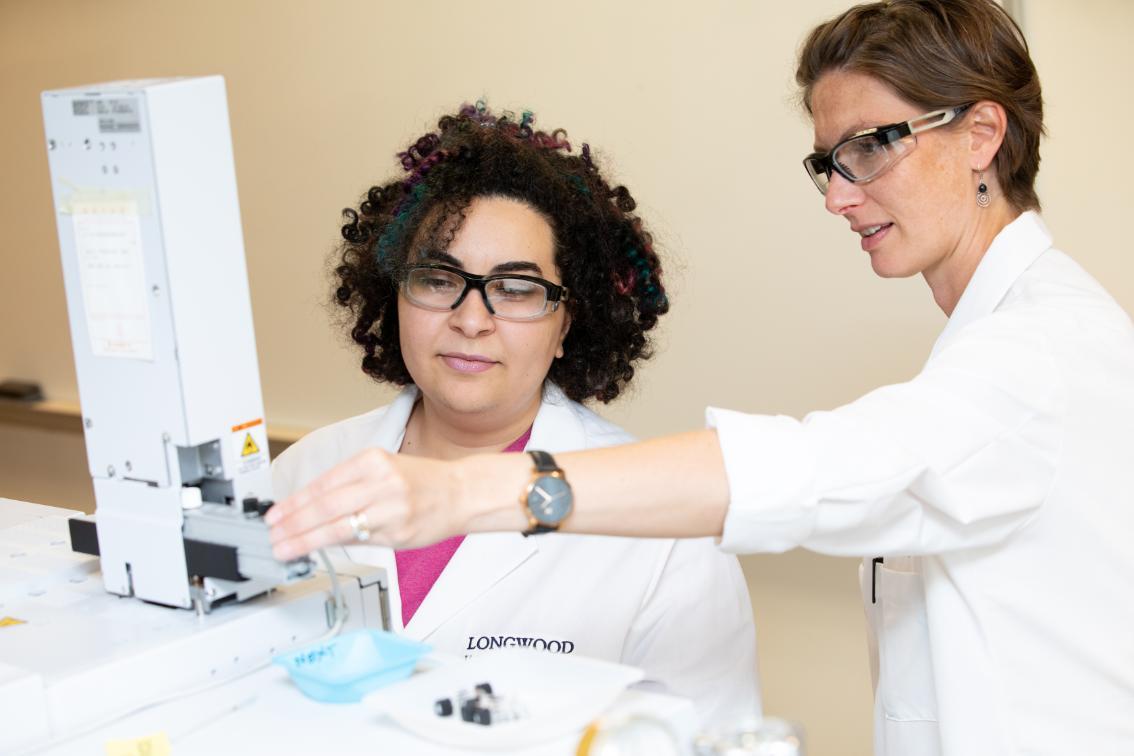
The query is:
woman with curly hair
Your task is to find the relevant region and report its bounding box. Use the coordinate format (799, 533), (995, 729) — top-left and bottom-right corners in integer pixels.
(271, 103), (759, 726)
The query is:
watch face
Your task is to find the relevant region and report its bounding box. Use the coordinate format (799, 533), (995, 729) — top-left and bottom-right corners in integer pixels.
(527, 475), (573, 525)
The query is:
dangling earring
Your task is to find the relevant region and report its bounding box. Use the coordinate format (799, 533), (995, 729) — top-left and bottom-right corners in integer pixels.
(976, 170), (991, 208)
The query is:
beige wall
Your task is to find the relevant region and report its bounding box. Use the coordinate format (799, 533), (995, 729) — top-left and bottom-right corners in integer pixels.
(2, 2), (1132, 754)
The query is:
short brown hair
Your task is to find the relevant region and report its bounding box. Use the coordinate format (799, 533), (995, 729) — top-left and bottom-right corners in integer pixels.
(796, 0), (1044, 211)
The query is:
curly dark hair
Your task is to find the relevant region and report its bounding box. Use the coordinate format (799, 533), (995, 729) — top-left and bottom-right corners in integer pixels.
(332, 102), (669, 403)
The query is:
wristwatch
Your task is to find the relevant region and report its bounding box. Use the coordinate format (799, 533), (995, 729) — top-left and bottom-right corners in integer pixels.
(521, 450), (573, 535)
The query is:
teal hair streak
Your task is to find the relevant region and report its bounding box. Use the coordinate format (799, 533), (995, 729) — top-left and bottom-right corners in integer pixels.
(567, 174), (590, 196)
(625, 247), (665, 309)
(375, 183), (429, 270)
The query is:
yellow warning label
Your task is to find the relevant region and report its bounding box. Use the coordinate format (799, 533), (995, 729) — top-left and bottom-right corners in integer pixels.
(104, 732), (171, 756)
(241, 433), (260, 457)
(0, 616), (27, 627)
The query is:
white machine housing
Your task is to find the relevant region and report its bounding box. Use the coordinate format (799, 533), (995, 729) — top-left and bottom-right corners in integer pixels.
(41, 76), (306, 610)
(0, 499), (390, 753)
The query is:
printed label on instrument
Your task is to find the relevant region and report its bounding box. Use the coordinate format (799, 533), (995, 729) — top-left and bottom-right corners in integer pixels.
(71, 199), (154, 361)
(232, 421), (268, 474)
(72, 97), (141, 133)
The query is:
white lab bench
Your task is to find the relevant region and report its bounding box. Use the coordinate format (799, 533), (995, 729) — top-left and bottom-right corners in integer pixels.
(0, 499), (696, 755)
(41, 665), (693, 755)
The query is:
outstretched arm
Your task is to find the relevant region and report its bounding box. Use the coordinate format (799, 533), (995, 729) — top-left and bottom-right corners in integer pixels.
(267, 429), (730, 560)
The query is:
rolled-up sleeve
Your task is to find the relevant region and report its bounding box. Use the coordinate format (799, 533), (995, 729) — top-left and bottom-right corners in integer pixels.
(708, 310), (1065, 557)
(706, 411), (817, 552)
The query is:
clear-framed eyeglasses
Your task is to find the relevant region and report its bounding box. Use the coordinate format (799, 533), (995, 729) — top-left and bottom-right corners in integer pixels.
(802, 104), (972, 195)
(401, 263), (569, 321)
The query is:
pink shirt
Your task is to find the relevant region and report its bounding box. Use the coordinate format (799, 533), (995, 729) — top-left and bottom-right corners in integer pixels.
(394, 426), (533, 627)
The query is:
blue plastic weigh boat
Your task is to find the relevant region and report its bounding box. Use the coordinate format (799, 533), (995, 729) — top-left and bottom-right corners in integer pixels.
(274, 629), (432, 703)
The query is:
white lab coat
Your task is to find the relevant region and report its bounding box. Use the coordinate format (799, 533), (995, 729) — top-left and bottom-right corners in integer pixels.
(274, 383), (760, 727)
(709, 212), (1134, 755)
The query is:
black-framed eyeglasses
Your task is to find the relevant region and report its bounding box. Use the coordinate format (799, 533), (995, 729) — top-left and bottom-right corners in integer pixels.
(401, 264), (568, 321)
(802, 105), (972, 195)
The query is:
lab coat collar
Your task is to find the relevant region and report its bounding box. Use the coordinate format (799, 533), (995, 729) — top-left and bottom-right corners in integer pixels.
(528, 382), (588, 454)
(929, 211), (1052, 361)
(370, 385), (419, 451)
(371, 382), (582, 453)
(382, 382), (582, 641)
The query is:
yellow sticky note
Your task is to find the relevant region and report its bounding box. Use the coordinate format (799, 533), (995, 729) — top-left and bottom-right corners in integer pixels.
(104, 732), (171, 756)
(0, 616), (27, 627)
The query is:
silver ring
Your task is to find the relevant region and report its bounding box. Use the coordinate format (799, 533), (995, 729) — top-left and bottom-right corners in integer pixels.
(348, 511), (371, 543)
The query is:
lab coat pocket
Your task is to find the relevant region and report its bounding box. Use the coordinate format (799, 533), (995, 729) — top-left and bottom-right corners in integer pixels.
(877, 564), (939, 723)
